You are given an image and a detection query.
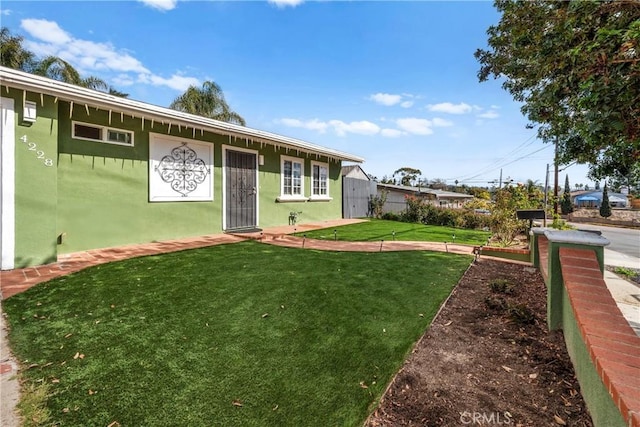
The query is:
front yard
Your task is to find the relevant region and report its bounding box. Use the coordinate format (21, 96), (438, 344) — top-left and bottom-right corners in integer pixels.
(4, 241), (471, 426)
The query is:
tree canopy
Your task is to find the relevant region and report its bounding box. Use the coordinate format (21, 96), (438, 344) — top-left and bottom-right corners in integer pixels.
(392, 167), (422, 187)
(475, 1), (640, 181)
(169, 81), (246, 125)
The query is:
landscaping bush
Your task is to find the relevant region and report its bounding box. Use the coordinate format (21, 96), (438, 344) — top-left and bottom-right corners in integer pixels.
(381, 211), (401, 221)
(399, 195), (491, 230)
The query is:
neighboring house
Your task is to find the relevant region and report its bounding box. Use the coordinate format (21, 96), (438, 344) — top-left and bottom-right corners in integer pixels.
(0, 67), (363, 269)
(571, 191), (629, 209)
(341, 165), (376, 219)
(376, 183), (473, 214)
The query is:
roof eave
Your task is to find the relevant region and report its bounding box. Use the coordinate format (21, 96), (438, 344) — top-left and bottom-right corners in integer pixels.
(0, 67), (364, 163)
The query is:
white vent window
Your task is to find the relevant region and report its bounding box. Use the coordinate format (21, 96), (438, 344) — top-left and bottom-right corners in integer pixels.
(72, 121), (134, 146)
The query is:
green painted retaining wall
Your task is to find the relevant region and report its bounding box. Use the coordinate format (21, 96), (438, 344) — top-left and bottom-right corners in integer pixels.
(561, 286), (626, 427)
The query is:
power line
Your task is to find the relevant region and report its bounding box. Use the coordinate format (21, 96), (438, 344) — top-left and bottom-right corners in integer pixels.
(452, 144), (552, 183)
(450, 134), (538, 181)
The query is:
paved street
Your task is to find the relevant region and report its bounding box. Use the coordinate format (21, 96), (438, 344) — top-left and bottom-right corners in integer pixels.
(570, 222), (640, 263)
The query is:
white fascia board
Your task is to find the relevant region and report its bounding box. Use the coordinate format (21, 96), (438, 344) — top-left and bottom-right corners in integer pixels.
(0, 67), (364, 163)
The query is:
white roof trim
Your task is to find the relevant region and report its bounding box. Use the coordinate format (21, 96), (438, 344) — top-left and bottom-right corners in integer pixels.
(0, 66), (364, 163)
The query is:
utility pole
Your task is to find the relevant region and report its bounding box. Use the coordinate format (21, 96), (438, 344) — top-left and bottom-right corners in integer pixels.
(553, 139), (559, 215)
(498, 168), (503, 188)
(544, 163), (549, 227)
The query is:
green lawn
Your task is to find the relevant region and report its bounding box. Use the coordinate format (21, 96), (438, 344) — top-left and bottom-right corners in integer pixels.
(4, 241), (472, 427)
(301, 219), (491, 246)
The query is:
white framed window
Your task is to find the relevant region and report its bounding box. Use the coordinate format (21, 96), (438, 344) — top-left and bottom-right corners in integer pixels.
(310, 161), (331, 200)
(278, 156), (307, 201)
(72, 121), (134, 146)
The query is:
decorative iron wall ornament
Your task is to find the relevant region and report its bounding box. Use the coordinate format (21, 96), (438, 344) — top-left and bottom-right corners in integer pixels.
(149, 134), (213, 202)
(155, 142), (210, 197)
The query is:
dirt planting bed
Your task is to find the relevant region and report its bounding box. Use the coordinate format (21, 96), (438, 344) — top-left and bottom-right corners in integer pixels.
(367, 258), (593, 427)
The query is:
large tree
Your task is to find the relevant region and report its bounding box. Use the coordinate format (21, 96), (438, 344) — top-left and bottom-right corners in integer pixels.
(392, 167), (422, 187)
(561, 175), (574, 215)
(0, 27), (35, 71)
(475, 1), (640, 181)
(170, 81), (245, 125)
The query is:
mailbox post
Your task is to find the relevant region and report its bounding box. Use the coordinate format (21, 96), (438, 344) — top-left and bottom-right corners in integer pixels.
(516, 209), (546, 237)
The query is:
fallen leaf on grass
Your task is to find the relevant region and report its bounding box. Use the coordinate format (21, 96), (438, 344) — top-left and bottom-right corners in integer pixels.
(261, 313), (269, 318)
(64, 333), (72, 339)
(273, 404), (279, 411)
(418, 313), (424, 318)
(359, 381), (368, 389)
(501, 365), (513, 372)
(232, 400), (243, 407)
(62, 408), (70, 413)
(107, 422), (120, 427)
(51, 378), (60, 384)
(553, 414), (566, 425)
(73, 352), (85, 360)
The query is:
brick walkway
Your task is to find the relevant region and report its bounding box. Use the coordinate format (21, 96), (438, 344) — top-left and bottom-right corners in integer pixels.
(0, 218), (478, 300)
(0, 218), (367, 300)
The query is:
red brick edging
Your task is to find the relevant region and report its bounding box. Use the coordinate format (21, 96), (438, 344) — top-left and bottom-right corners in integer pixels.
(559, 247), (640, 427)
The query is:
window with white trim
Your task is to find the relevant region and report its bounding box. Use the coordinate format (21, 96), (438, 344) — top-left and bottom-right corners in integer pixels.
(280, 156), (304, 199)
(311, 161), (329, 197)
(72, 121), (134, 146)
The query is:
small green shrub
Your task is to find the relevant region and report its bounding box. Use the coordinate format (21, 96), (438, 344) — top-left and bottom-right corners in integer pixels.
(381, 212), (400, 221)
(484, 296), (507, 311)
(507, 303), (535, 325)
(489, 278), (516, 295)
(614, 266), (638, 279)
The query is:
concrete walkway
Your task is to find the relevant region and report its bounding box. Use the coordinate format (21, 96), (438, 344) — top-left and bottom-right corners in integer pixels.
(0, 218), (637, 425)
(603, 248), (640, 336)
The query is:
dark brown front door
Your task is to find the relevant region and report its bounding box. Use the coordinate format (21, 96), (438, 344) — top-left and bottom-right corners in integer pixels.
(225, 150), (257, 230)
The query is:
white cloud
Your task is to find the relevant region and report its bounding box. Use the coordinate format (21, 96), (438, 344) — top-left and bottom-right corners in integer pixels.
(279, 118), (329, 133)
(21, 19), (71, 44)
(369, 93), (402, 106)
(329, 120), (380, 137)
(138, 73), (199, 91)
(269, 0), (304, 8)
(279, 118), (381, 136)
(477, 110), (500, 119)
(112, 74), (136, 87)
(19, 18), (200, 92)
(138, 0), (178, 11)
(381, 128), (405, 138)
(396, 118), (434, 135)
(1, 9), (11, 16)
(432, 117), (453, 127)
(369, 92), (417, 109)
(427, 102), (472, 115)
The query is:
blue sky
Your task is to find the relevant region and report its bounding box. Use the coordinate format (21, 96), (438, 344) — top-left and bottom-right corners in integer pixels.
(1, 0), (595, 188)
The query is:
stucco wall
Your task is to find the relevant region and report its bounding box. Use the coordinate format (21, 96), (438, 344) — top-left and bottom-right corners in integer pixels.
(52, 101), (343, 254)
(9, 89), (59, 267)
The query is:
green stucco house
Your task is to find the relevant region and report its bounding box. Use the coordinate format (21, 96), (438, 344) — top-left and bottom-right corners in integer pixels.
(0, 67), (363, 270)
